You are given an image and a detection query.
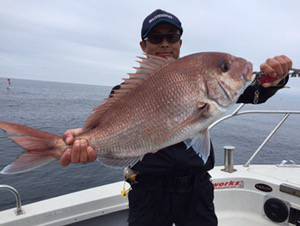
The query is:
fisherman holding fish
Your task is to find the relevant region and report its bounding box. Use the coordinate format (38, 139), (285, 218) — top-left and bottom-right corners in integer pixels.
(60, 9), (292, 226)
(0, 9), (292, 226)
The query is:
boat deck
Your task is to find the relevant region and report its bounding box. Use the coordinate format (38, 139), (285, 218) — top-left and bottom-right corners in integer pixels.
(0, 164), (299, 226)
(213, 165), (300, 226)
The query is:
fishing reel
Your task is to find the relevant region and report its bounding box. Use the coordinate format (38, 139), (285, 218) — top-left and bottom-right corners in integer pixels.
(253, 68), (300, 84)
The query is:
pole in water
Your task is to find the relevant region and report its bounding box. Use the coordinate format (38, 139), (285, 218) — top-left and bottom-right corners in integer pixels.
(6, 78), (12, 90)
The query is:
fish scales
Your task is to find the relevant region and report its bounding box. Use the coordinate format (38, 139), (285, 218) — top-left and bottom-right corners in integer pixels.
(87, 62), (203, 157)
(0, 52), (253, 174)
(81, 53), (251, 163)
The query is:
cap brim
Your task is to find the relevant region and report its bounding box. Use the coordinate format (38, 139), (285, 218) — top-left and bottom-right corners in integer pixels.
(142, 19), (182, 39)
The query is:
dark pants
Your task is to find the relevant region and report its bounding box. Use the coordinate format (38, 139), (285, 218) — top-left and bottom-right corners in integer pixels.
(127, 172), (218, 226)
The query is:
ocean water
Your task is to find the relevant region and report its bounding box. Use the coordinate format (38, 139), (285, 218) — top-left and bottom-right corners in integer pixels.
(0, 77), (300, 211)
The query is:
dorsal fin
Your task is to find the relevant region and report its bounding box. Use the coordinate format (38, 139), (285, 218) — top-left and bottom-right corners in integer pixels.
(84, 55), (176, 130)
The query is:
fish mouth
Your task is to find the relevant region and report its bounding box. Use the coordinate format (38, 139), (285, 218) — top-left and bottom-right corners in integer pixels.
(242, 62), (254, 82)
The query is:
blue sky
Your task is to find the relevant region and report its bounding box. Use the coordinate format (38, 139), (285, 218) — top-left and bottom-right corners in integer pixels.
(0, 0), (299, 86)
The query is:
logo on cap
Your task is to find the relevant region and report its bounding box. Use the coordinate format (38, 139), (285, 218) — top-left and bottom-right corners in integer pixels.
(141, 9), (183, 40)
(149, 14), (173, 24)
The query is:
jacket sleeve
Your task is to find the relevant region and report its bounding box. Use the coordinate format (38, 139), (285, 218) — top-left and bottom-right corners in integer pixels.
(237, 77), (289, 104)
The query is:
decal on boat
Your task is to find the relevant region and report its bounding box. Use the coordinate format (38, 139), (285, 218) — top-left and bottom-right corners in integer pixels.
(213, 180), (244, 189)
(255, 183), (273, 192)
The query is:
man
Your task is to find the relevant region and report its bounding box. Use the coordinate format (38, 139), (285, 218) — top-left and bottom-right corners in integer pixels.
(61, 9), (292, 226)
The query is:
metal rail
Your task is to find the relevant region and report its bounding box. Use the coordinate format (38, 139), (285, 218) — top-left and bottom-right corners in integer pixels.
(209, 104), (300, 167)
(0, 184), (24, 215)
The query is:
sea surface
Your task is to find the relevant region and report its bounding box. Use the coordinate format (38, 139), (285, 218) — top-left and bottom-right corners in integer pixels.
(0, 77), (300, 211)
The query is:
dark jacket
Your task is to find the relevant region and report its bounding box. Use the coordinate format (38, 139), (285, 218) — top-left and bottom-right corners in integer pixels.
(110, 77), (289, 176)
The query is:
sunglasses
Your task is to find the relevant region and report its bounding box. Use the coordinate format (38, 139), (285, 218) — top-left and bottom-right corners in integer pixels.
(145, 33), (181, 44)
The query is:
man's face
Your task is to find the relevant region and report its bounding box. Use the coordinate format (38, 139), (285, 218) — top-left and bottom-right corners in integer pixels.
(140, 24), (182, 59)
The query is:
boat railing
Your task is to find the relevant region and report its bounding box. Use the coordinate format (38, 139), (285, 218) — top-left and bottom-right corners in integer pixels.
(209, 103), (300, 168)
(0, 184), (24, 215)
(1, 105), (299, 214)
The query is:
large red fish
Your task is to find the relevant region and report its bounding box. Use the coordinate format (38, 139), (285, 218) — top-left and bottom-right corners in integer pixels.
(0, 52), (253, 174)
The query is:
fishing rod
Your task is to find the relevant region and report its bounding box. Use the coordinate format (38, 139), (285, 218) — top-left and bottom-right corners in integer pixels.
(253, 68), (300, 84)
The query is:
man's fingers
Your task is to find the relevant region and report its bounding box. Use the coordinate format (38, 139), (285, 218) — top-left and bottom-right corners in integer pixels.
(61, 137), (95, 166)
(259, 55), (293, 88)
(279, 55), (293, 71)
(71, 140), (81, 163)
(60, 149), (71, 167)
(79, 140), (88, 163)
(64, 128), (84, 136)
(71, 128), (84, 136)
(262, 55), (293, 78)
(87, 147), (97, 162)
(260, 63), (275, 77)
(274, 56), (288, 75)
(64, 134), (74, 145)
(266, 58), (283, 77)
(63, 128), (84, 145)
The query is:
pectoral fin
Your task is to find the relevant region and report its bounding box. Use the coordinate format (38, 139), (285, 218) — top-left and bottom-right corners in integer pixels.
(161, 103), (210, 144)
(184, 129), (211, 163)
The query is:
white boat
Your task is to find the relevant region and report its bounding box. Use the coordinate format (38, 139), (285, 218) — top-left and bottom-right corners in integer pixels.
(0, 104), (300, 226)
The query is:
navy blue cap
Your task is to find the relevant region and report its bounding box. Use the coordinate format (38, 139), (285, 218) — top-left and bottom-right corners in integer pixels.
(141, 9), (183, 40)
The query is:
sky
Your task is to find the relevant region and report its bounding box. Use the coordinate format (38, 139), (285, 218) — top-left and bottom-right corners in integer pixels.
(0, 0), (299, 86)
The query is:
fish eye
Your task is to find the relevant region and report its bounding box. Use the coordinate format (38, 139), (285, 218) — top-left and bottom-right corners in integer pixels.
(220, 61), (230, 73)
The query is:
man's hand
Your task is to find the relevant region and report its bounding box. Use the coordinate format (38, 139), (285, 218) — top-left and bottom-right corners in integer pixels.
(60, 128), (97, 167)
(259, 55), (293, 88)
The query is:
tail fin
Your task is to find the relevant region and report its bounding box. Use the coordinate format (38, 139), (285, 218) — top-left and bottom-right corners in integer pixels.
(0, 121), (65, 174)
